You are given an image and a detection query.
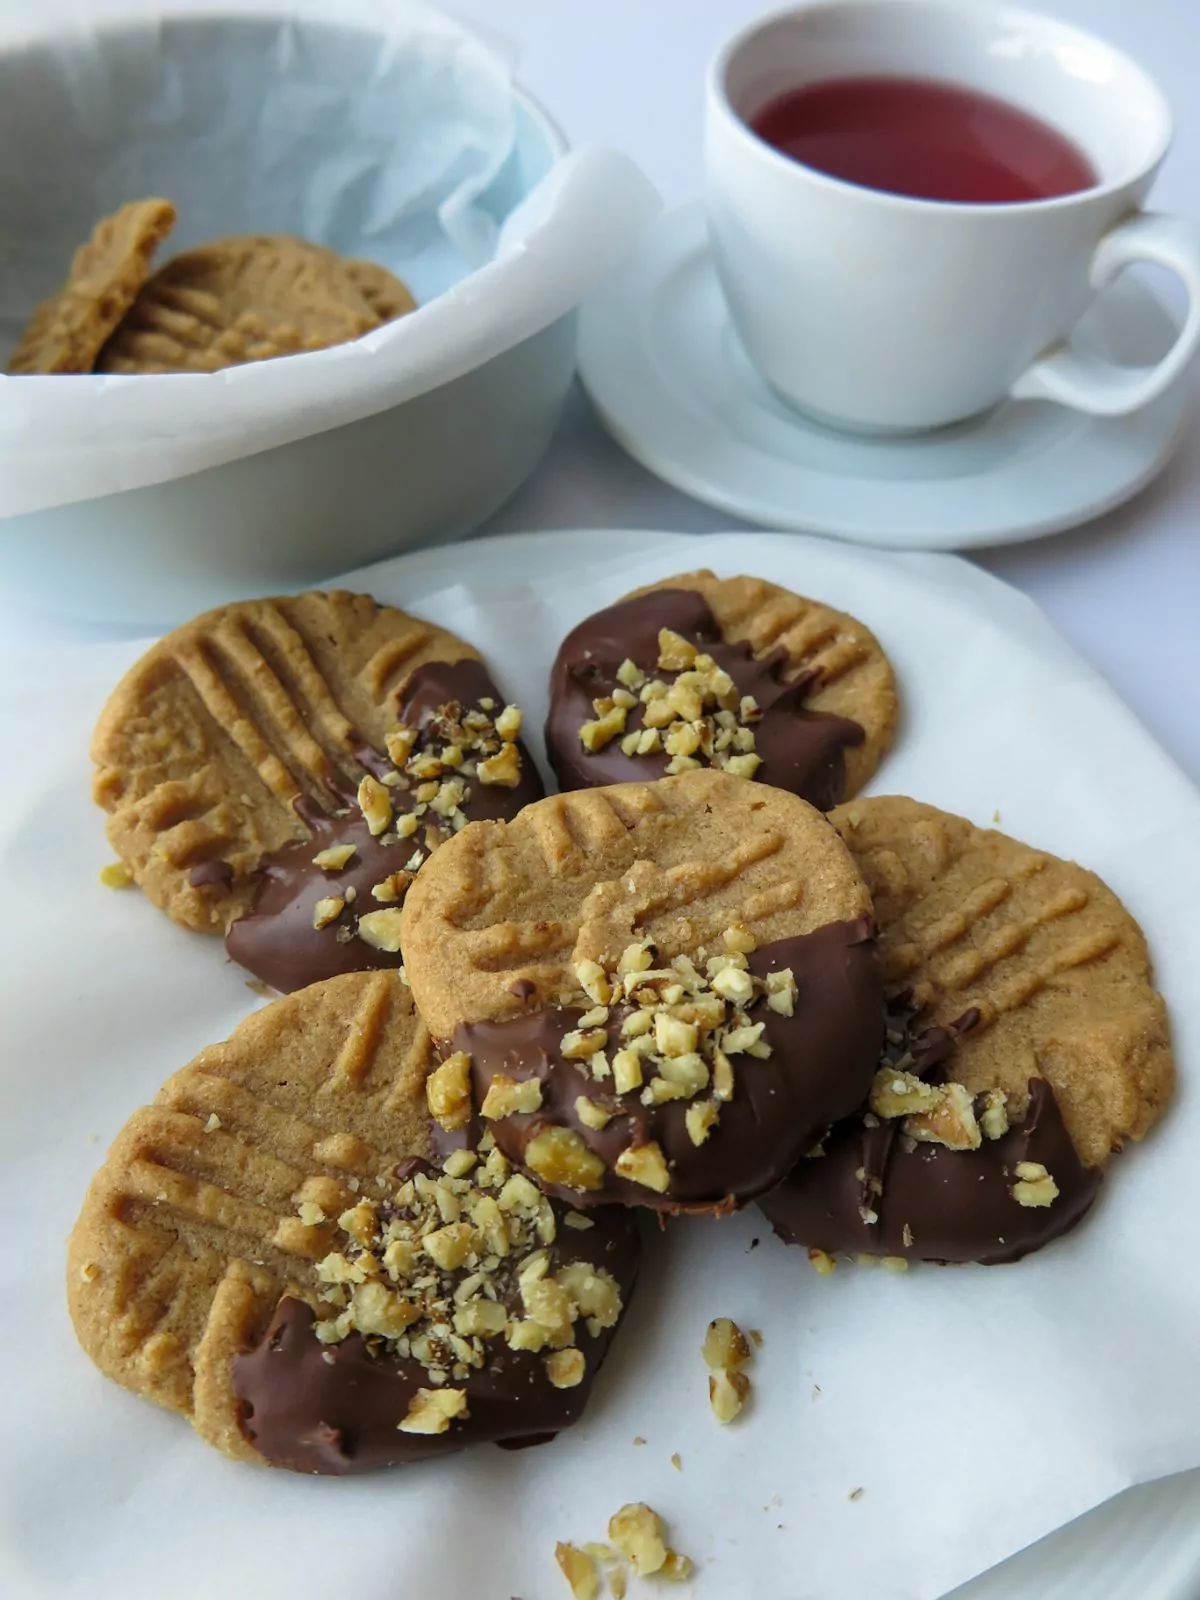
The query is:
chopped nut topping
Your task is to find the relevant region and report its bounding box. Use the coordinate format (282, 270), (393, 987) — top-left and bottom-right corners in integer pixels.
(702, 1317), (752, 1371)
(880, 1256), (909, 1273)
(297, 1200), (326, 1227)
(575, 1096), (614, 1131)
(526, 1126), (607, 1191)
(305, 1152), (622, 1400)
(905, 1081), (982, 1151)
(562, 1027), (609, 1061)
(311, 895), (345, 930)
(548, 931), (795, 1192)
(868, 1068), (943, 1119)
(308, 692), (526, 948)
(477, 741), (521, 787)
(660, 1552), (694, 1583)
(579, 632), (768, 781)
(371, 870), (413, 905)
(442, 1149), (478, 1179)
(979, 1088), (1010, 1141)
(709, 1367), (751, 1423)
(1011, 1160), (1059, 1208)
(426, 1051), (473, 1132)
(480, 1074), (544, 1120)
(685, 1099), (719, 1146)
(99, 861), (135, 889)
(808, 1247), (837, 1276)
(312, 843), (357, 872)
(608, 1504), (668, 1576)
(203, 1113), (222, 1133)
(398, 1386), (468, 1434)
(870, 1068), (984, 1152)
(611, 1049), (644, 1095)
(357, 774), (393, 837)
(575, 960), (613, 1005)
(579, 705), (628, 752)
(614, 1141), (671, 1193)
(385, 727), (418, 766)
(355, 908), (405, 953)
(556, 1544), (600, 1600)
(546, 1347), (586, 1388)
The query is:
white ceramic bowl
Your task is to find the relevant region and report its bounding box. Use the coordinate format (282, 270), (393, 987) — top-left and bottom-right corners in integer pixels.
(0, 15), (579, 627)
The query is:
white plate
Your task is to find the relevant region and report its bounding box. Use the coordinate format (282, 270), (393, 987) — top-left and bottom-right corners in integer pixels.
(3, 528), (1200, 1600)
(578, 204), (1191, 550)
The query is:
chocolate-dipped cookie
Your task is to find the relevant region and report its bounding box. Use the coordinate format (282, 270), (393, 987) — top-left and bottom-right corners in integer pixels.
(760, 798), (1175, 1265)
(401, 769), (884, 1213)
(68, 971), (640, 1473)
(545, 571), (897, 810)
(91, 590), (543, 990)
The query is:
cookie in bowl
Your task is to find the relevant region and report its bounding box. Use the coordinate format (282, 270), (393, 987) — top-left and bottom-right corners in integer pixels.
(91, 589), (543, 990)
(67, 970), (640, 1473)
(402, 769), (884, 1213)
(545, 570), (897, 810)
(759, 798), (1175, 1265)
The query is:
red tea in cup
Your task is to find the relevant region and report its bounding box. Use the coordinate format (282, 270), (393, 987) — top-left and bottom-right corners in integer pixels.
(751, 76), (1097, 204)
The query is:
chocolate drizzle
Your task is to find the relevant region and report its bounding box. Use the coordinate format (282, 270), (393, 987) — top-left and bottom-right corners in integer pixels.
(758, 998), (1103, 1264)
(444, 920), (883, 1212)
(226, 660), (543, 993)
(233, 1185), (640, 1475)
(545, 588), (864, 810)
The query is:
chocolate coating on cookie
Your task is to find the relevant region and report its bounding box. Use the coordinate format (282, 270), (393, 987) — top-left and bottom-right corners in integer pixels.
(227, 660), (543, 992)
(759, 1000), (1102, 1264)
(233, 1181), (640, 1474)
(546, 589), (864, 810)
(443, 920), (883, 1212)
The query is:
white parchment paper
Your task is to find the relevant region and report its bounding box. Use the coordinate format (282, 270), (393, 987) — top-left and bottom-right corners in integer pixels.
(2, 530), (1199, 1600)
(0, 0), (660, 516)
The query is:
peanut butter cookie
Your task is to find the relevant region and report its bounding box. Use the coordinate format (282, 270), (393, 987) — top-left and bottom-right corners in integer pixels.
(402, 769), (884, 1213)
(545, 571), (898, 810)
(760, 798), (1175, 1264)
(92, 590), (542, 988)
(7, 198), (176, 373)
(96, 236), (412, 374)
(344, 257), (418, 321)
(67, 971), (640, 1473)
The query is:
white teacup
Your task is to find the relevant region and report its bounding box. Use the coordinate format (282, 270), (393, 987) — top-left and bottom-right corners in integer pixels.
(704, 0), (1200, 433)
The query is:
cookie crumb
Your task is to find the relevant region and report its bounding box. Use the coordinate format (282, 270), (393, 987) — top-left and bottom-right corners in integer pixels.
(849, 1486), (864, 1502)
(807, 1247), (837, 1276)
(608, 1504), (668, 1576)
(555, 1543), (600, 1600)
(1011, 1161), (1060, 1207)
(709, 1367), (751, 1423)
(704, 1315), (753, 1422)
(670, 1451), (682, 1471)
(99, 861), (134, 889)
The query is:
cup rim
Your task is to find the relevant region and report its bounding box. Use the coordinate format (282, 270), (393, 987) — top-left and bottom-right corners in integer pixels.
(707, 0), (1174, 216)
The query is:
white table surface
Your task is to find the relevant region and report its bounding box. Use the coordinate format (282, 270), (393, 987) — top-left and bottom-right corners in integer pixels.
(1, 0), (1197, 795)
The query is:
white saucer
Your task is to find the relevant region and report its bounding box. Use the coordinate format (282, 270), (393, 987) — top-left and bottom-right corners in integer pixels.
(578, 202), (1190, 550)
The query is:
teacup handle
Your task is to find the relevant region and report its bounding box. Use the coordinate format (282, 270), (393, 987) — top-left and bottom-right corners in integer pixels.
(1009, 213), (1200, 415)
